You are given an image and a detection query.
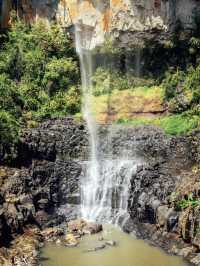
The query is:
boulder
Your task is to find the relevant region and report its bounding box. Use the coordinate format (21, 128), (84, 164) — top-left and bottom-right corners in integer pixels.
(41, 227), (64, 241)
(156, 206), (175, 229)
(67, 219), (87, 234)
(85, 244), (106, 253)
(191, 254), (200, 265)
(65, 234), (78, 247)
(178, 246), (197, 258)
(193, 233), (200, 250)
(105, 240), (117, 247)
(82, 223), (103, 235)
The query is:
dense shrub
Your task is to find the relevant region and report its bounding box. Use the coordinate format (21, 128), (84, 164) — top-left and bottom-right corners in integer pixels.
(0, 17), (80, 162)
(162, 63), (200, 113)
(162, 69), (185, 100)
(92, 67), (155, 96)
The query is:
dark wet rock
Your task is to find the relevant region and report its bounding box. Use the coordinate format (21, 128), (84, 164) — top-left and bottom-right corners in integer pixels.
(82, 223), (103, 235)
(0, 227), (42, 265)
(0, 117), (198, 265)
(67, 219), (87, 234)
(128, 162), (176, 224)
(85, 244), (106, 253)
(67, 219), (103, 236)
(193, 234), (200, 250)
(178, 246), (197, 258)
(156, 206), (174, 228)
(28, 159), (82, 210)
(41, 227), (64, 242)
(105, 240), (117, 247)
(98, 125), (194, 168)
(167, 211), (179, 233)
(19, 117), (89, 163)
(191, 254), (200, 265)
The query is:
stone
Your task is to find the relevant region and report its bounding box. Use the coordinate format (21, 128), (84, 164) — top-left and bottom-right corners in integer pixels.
(193, 233), (200, 249)
(0, 116), (196, 263)
(65, 234), (78, 247)
(37, 199), (49, 210)
(156, 206), (174, 227)
(56, 239), (61, 245)
(178, 246), (197, 258)
(1, 1), (200, 48)
(82, 223), (103, 235)
(67, 219), (87, 233)
(167, 211), (179, 232)
(191, 254), (200, 265)
(85, 244), (106, 253)
(41, 227), (64, 241)
(105, 240), (117, 247)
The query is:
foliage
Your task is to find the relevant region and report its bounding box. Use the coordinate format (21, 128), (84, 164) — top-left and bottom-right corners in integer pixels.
(43, 58), (78, 96)
(116, 113), (199, 136)
(0, 110), (19, 161)
(162, 61), (200, 116)
(0, 17), (80, 162)
(95, 36), (120, 54)
(92, 67), (155, 96)
(176, 193), (200, 210)
(162, 69), (185, 100)
(184, 64), (200, 104)
(157, 114), (199, 135)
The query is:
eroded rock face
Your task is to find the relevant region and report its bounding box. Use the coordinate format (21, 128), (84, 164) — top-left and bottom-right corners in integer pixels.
(20, 117), (89, 163)
(128, 162), (176, 224)
(0, 117), (198, 266)
(0, 118), (88, 247)
(1, 1), (200, 47)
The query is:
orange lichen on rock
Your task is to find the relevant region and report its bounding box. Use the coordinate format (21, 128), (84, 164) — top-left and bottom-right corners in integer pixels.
(80, 0), (94, 12)
(111, 0), (124, 8)
(102, 9), (111, 32)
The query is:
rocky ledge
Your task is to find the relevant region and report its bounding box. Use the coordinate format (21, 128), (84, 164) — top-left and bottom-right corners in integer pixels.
(0, 117), (199, 265)
(124, 130), (200, 265)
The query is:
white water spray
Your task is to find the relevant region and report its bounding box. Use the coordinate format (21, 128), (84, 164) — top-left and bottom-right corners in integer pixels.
(75, 10), (140, 224)
(75, 20), (101, 220)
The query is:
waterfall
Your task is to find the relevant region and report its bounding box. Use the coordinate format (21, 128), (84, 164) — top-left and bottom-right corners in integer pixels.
(75, 13), (140, 224)
(75, 20), (101, 221)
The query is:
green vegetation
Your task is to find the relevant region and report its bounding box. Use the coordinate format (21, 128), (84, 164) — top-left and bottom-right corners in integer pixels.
(176, 193), (200, 210)
(0, 16), (80, 162)
(162, 65), (200, 112)
(92, 67), (156, 96)
(93, 64), (199, 136)
(92, 86), (164, 123)
(1, 12), (200, 162)
(116, 113), (199, 136)
(158, 114), (199, 135)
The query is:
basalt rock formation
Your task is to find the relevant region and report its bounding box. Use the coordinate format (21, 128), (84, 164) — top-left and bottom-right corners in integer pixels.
(126, 129), (200, 264)
(1, 0), (200, 47)
(0, 118), (89, 248)
(0, 117), (199, 265)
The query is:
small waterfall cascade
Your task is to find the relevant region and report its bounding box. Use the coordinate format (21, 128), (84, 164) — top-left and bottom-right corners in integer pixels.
(75, 21), (100, 221)
(75, 11), (141, 224)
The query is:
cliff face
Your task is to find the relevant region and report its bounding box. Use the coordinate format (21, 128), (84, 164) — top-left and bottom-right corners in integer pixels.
(0, 0), (200, 47)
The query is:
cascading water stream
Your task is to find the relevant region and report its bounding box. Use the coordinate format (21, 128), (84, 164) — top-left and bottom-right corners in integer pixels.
(75, 22), (100, 221)
(75, 9), (141, 224)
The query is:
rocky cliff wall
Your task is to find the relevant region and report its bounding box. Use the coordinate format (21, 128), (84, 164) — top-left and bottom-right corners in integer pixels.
(1, 1), (200, 47)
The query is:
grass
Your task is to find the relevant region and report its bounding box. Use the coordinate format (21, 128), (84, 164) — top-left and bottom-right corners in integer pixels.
(116, 114), (199, 135)
(158, 114), (199, 135)
(176, 193), (200, 210)
(91, 85), (199, 135)
(92, 86), (164, 122)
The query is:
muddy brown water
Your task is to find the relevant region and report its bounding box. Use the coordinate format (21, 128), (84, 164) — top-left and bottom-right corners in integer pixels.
(41, 225), (188, 266)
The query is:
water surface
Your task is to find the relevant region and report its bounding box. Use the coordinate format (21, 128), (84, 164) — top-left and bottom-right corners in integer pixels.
(41, 225), (188, 266)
